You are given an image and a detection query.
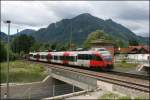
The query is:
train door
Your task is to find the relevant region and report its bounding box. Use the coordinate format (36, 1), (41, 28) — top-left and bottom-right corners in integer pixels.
(63, 52), (70, 65)
(36, 54), (40, 61)
(46, 53), (52, 63)
(69, 53), (77, 66)
(77, 54), (90, 67)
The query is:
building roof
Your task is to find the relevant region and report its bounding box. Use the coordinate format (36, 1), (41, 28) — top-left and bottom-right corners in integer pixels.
(115, 45), (150, 54)
(90, 39), (114, 45)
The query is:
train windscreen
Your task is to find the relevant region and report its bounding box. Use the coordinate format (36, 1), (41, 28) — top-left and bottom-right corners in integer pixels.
(103, 56), (112, 62)
(99, 50), (111, 56)
(99, 50), (112, 62)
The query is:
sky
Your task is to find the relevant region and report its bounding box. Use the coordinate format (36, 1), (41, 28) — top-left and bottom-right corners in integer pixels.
(1, 1), (149, 37)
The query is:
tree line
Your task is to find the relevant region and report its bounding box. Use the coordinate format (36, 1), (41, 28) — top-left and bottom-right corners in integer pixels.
(0, 34), (72, 62)
(0, 30), (139, 62)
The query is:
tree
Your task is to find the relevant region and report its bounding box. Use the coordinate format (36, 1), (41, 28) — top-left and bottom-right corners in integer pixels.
(115, 39), (127, 48)
(30, 42), (41, 52)
(0, 41), (7, 62)
(11, 34), (35, 54)
(83, 30), (127, 48)
(57, 43), (70, 51)
(84, 30), (114, 48)
(129, 39), (139, 46)
(44, 43), (51, 50)
(51, 43), (57, 50)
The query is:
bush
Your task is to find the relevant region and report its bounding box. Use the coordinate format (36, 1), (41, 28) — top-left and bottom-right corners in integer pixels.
(121, 59), (126, 63)
(1, 61), (48, 83)
(9, 52), (20, 61)
(118, 96), (131, 99)
(0, 41), (7, 62)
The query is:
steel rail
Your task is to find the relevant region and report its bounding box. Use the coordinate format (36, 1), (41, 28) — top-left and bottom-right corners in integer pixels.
(47, 64), (150, 93)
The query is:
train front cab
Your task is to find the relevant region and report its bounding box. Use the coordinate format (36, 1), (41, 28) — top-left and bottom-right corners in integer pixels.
(90, 52), (113, 71)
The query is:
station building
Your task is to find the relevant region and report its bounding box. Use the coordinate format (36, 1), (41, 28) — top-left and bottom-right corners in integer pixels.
(90, 39), (114, 55)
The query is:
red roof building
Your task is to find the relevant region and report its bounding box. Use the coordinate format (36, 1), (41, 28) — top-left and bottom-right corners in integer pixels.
(115, 45), (150, 54)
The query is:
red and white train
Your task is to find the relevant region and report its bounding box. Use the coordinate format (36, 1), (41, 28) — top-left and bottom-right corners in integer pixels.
(28, 48), (113, 70)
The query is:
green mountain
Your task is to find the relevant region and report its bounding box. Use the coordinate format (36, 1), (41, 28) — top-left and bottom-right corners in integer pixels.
(13, 29), (36, 36)
(10, 13), (150, 45)
(0, 32), (8, 42)
(0, 29), (36, 43)
(28, 13), (148, 45)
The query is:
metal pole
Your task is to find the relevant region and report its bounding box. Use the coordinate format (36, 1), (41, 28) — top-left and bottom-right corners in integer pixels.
(17, 29), (19, 33)
(6, 20), (11, 98)
(72, 84), (74, 93)
(53, 85), (55, 97)
(69, 21), (72, 51)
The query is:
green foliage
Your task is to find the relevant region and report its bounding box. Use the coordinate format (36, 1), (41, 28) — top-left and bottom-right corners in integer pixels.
(83, 30), (106, 48)
(0, 41), (19, 62)
(118, 96), (131, 99)
(100, 92), (120, 99)
(129, 39), (139, 46)
(9, 50), (19, 61)
(0, 60), (48, 83)
(44, 43), (51, 50)
(57, 43), (70, 51)
(83, 30), (126, 49)
(30, 42), (41, 51)
(0, 41), (7, 62)
(51, 43), (57, 50)
(11, 34), (35, 54)
(100, 92), (131, 99)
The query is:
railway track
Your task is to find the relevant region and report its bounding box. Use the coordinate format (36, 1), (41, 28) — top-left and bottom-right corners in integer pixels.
(25, 60), (150, 93)
(109, 70), (149, 80)
(50, 65), (149, 93)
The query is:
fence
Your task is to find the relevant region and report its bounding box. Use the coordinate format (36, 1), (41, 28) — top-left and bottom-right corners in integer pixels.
(1, 82), (82, 99)
(114, 54), (149, 64)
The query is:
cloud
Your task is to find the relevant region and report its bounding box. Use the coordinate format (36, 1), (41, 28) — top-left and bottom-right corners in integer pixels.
(1, 1), (149, 36)
(118, 5), (149, 21)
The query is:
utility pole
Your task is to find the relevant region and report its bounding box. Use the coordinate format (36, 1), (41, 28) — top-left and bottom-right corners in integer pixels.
(4, 20), (11, 98)
(17, 29), (19, 33)
(69, 21), (72, 51)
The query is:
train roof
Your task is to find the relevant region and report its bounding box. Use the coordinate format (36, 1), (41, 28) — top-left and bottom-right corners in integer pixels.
(29, 49), (111, 56)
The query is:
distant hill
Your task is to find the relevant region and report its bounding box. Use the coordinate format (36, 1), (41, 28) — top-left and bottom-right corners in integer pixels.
(13, 29), (36, 36)
(1, 29), (36, 43)
(136, 36), (149, 45)
(10, 13), (150, 45)
(0, 32), (7, 42)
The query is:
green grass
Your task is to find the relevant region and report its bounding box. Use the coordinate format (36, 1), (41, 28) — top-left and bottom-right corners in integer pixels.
(0, 60), (48, 83)
(99, 92), (131, 99)
(99, 92), (149, 99)
(114, 62), (138, 70)
(100, 92), (120, 99)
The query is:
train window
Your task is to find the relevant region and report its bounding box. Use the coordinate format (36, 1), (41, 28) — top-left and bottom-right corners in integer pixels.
(78, 54), (92, 60)
(33, 55), (36, 58)
(29, 54), (33, 57)
(88, 54), (92, 60)
(86, 54), (92, 60)
(54, 56), (58, 60)
(60, 56), (64, 60)
(66, 56), (69, 61)
(40, 55), (46, 59)
(78, 54), (84, 59)
(69, 56), (75, 61)
(92, 55), (102, 61)
(84, 54), (88, 60)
